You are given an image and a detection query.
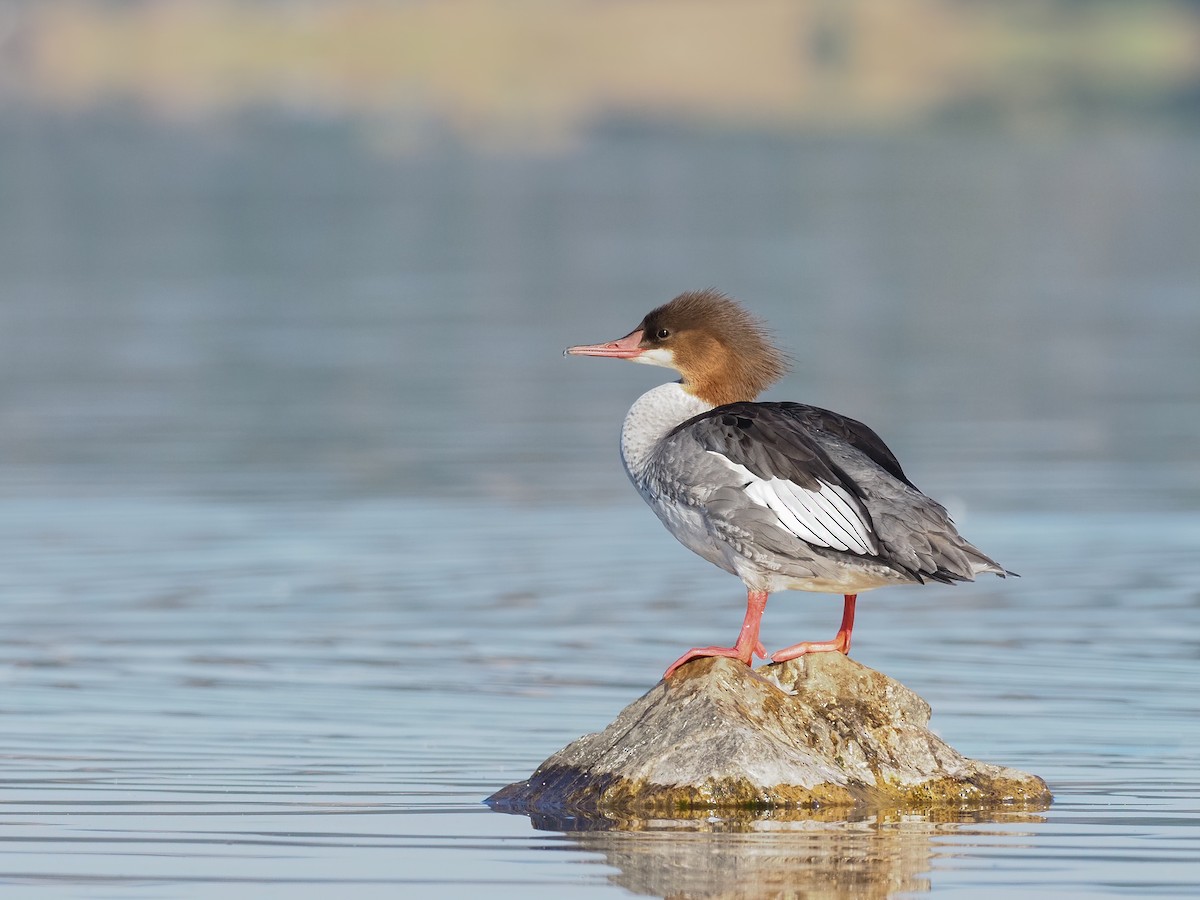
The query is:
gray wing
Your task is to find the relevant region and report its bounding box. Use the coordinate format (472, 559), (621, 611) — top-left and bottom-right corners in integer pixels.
(661, 402), (1005, 583)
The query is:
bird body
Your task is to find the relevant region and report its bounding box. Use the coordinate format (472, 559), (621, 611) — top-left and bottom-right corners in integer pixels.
(566, 290), (1007, 677)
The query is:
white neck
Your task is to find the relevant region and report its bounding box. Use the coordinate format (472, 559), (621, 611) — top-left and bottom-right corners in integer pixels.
(620, 382), (713, 481)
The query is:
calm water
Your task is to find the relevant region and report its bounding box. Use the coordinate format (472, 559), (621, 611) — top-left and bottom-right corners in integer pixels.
(1, 112), (1199, 897)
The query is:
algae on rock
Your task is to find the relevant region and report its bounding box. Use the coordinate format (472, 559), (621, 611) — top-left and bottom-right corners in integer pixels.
(488, 653), (1050, 817)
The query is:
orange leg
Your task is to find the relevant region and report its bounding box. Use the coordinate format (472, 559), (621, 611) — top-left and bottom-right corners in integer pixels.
(770, 594), (857, 663)
(664, 590), (769, 679)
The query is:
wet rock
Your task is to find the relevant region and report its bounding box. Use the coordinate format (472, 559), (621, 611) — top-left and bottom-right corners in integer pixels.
(488, 653), (1051, 817)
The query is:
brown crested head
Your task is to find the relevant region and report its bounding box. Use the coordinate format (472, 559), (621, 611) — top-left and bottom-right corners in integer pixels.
(635, 289), (788, 406)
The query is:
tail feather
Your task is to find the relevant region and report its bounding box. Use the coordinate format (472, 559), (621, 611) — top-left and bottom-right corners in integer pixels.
(926, 539), (1011, 583)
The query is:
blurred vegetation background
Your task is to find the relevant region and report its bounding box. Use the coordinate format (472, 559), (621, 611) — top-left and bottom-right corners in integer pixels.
(3, 0), (1198, 148)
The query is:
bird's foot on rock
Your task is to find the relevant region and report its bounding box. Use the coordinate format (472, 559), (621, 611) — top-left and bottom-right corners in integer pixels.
(664, 640), (766, 679)
(769, 633), (850, 663)
(771, 594), (856, 663)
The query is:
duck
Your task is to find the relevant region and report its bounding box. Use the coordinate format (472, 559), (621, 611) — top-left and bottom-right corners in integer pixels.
(565, 289), (1009, 678)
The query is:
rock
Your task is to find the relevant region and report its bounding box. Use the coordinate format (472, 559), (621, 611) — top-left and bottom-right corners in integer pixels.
(488, 653), (1051, 818)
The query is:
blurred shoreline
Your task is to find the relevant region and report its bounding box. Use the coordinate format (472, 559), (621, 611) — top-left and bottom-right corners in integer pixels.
(2, 0), (1198, 149)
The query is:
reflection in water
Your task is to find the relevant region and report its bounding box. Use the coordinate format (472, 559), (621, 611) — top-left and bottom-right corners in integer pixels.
(518, 809), (1044, 898)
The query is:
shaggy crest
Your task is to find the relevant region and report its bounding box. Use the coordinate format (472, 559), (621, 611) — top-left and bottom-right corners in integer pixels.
(637, 289), (789, 406)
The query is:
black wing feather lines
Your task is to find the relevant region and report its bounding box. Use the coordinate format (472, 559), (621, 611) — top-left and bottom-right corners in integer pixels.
(662, 401), (1004, 586)
(668, 402), (888, 560)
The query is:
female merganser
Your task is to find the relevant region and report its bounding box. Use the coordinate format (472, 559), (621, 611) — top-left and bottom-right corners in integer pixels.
(566, 289), (1008, 679)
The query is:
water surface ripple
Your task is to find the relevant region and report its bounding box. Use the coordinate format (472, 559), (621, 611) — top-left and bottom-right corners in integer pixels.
(1, 118), (1198, 896)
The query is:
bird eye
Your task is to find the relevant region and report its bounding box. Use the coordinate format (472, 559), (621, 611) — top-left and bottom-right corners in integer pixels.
(656, 328), (670, 340)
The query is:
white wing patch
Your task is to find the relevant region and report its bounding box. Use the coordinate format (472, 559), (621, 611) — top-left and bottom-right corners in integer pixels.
(709, 453), (876, 555)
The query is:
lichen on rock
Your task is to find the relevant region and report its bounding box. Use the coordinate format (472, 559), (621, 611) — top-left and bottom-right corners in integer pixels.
(488, 653), (1051, 818)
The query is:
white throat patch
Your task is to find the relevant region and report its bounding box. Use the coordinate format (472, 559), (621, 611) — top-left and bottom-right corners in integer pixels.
(630, 348), (677, 371)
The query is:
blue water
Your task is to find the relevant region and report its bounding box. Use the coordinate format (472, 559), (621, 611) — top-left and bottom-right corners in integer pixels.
(1, 113), (1199, 896)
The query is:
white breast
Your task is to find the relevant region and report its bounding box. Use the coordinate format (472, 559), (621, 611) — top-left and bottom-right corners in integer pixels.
(619, 382), (712, 481)
(618, 383), (734, 572)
